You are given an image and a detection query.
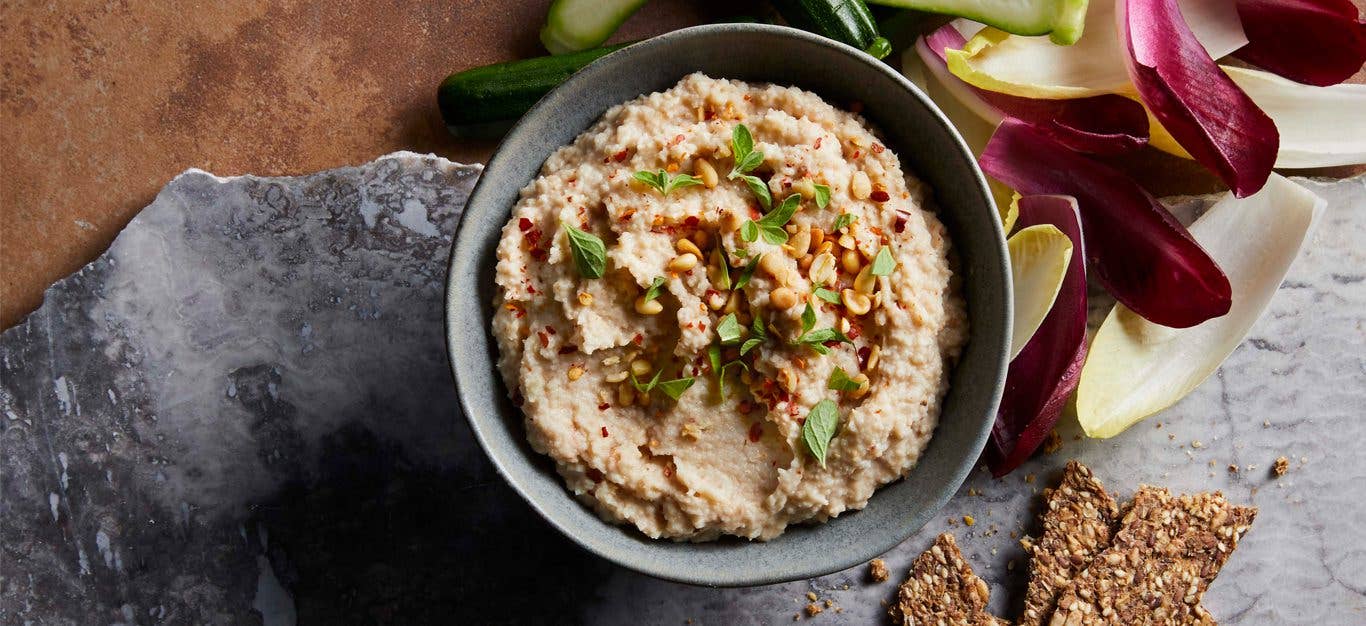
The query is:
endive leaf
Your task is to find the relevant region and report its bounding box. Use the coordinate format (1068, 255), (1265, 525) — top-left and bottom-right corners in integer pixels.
(981, 119), (1231, 328)
(1077, 174), (1326, 438)
(990, 195), (1087, 476)
(1008, 224), (1072, 360)
(1233, 0), (1366, 87)
(922, 24), (1149, 156)
(946, 0), (1247, 99)
(1119, 0), (1278, 197)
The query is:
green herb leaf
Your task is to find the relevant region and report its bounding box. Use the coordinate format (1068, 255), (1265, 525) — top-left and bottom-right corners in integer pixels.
(740, 220), (759, 243)
(827, 367), (861, 392)
(717, 360), (748, 398)
(707, 343), (723, 375)
(630, 369), (663, 393)
(657, 377), (695, 400)
(801, 303), (816, 333)
(801, 399), (840, 467)
(716, 313), (745, 345)
(814, 287), (841, 304)
(735, 151), (764, 175)
(761, 194), (801, 226)
(814, 184), (831, 209)
(642, 276), (667, 302)
(742, 174), (772, 210)
(870, 245), (896, 276)
(740, 338), (763, 355)
(712, 249), (731, 290)
(634, 169), (703, 196)
(562, 222), (606, 279)
(731, 124), (754, 164)
(735, 254), (761, 289)
(750, 315), (767, 339)
(833, 213), (856, 232)
(798, 327), (850, 345)
(808, 343), (831, 356)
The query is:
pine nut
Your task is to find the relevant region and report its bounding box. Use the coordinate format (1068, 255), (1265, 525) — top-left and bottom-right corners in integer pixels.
(854, 266), (876, 294)
(667, 253), (699, 272)
(577, 292), (594, 306)
(867, 345), (882, 372)
(789, 228), (812, 257)
(693, 229), (711, 250)
(770, 287), (799, 309)
(837, 233), (857, 249)
(759, 253), (787, 280)
(838, 316), (851, 335)
(797, 254), (814, 272)
(567, 365), (585, 381)
(841, 248), (862, 275)
(817, 240), (834, 256)
(851, 171), (872, 200)
(706, 291), (727, 310)
(842, 289), (872, 316)
(637, 390), (651, 405)
(617, 383), (635, 407)
(809, 227), (825, 250)
(793, 177), (816, 199)
(694, 157), (719, 188)
(635, 295), (663, 315)
(849, 373), (871, 399)
(630, 359), (653, 377)
(675, 238), (703, 259)
(605, 370), (628, 383)
(723, 290), (741, 314)
(810, 252), (837, 285)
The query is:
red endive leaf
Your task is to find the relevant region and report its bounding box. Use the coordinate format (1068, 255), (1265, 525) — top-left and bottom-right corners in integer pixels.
(1119, 0), (1278, 197)
(988, 195), (1087, 477)
(981, 119), (1232, 328)
(1233, 0), (1366, 87)
(923, 25), (1149, 155)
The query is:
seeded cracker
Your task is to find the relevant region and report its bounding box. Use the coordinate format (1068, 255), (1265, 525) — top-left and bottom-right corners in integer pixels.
(1019, 461), (1122, 626)
(890, 533), (1010, 626)
(1047, 487), (1256, 625)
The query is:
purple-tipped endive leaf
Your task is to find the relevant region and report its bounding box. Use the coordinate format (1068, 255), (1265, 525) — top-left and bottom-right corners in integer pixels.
(981, 119), (1231, 328)
(1233, 0), (1366, 87)
(1119, 0), (1278, 197)
(989, 195), (1087, 477)
(1078, 174), (1326, 437)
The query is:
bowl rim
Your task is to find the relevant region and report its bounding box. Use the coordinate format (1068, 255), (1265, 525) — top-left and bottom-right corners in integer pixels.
(445, 22), (1008, 587)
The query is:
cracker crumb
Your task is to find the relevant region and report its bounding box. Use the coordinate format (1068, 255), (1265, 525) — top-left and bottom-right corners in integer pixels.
(869, 558), (890, 582)
(1042, 429), (1063, 454)
(805, 603), (823, 617)
(1273, 456), (1289, 477)
(1192, 439), (1205, 449)
(963, 515), (976, 526)
(1228, 464), (1239, 474)
(806, 591), (818, 602)
(1024, 473), (1036, 484)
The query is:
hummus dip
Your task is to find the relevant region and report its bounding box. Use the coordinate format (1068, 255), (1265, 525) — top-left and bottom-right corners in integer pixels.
(492, 74), (967, 541)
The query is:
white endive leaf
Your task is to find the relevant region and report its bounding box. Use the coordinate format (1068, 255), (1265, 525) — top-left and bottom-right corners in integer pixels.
(946, 0), (1246, 98)
(1077, 174), (1326, 438)
(1008, 224), (1073, 359)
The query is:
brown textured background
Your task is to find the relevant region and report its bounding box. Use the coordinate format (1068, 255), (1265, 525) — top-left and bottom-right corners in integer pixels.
(1, 0), (1361, 329)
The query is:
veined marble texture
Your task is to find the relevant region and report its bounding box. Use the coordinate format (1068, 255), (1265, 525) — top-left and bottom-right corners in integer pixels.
(1, 153), (1361, 625)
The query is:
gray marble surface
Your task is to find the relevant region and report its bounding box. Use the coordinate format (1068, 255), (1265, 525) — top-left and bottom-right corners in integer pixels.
(1, 153), (1362, 625)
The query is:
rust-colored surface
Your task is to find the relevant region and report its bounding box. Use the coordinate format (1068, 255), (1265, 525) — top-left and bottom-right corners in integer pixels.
(1, 1), (1362, 329)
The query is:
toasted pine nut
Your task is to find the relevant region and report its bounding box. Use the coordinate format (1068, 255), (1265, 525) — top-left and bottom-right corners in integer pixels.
(841, 248), (862, 275)
(817, 240), (834, 256)
(851, 171), (872, 200)
(706, 291), (727, 310)
(867, 346), (882, 372)
(778, 367), (797, 390)
(797, 254), (815, 272)
(789, 228), (812, 257)
(605, 370), (628, 383)
(854, 266), (876, 294)
(837, 233), (857, 249)
(722, 211), (744, 231)
(842, 289), (872, 316)
(667, 253), (699, 272)
(809, 227), (825, 250)
(838, 316), (851, 335)
(723, 290), (741, 314)
(635, 295), (663, 315)
(567, 366), (585, 381)
(758, 253), (787, 280)
(601, 356), (620, 366)
(695, 157), (719, 188)
(809, 252), (837, 285)
(793, 177), (816, 199)
(849, 373), (871, 399)
(630, 359), (653, 377)
(617, 383), (635, 407)
(770, 287), (799, 309)
(693, 229), (711, 250)
(577, 292), (594, 306)
(675, 238), (703, 259)
(638, 390), (651, 405)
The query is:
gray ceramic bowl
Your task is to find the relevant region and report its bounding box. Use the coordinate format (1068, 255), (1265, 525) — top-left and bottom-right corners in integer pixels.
(446, 23), (1010, 587)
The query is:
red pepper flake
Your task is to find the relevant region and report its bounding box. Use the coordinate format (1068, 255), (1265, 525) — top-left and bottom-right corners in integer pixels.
(704, 107), (717, 120)
(872, 143), (885, 154)
(586, 468), (604, 482)
(814, 137), (823, 149)
(631, 333), (644, 346)
(619, 208), (637, 222)
(525, 281), (539, 294)
(858, 346), (872, 368)
(612, 148), (632, 163)
(846, 323), (862, 341)
(669, 134), (685, 146)
(869, 226), (884, 237)
(601, 426), (609, 438)
(544, 325), (556, 335)
(738, 400), (755, 414)
(663, 465), (675, 478)
(504, 303), (526, 319)
(894, 213), (908, 233)
(870, 190), (890, 203)
(747, 421), (763, 443)
(558, 344), (578, 355)
(537, 331), (550, 348)
(851, 150), (863, 159)
(683, 215), (700, 229)
(597, 402), (610, 411)
(518, 217), (533, 232)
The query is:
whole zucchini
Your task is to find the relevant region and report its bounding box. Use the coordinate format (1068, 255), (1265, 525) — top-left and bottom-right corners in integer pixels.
(772, 0), (892, 59)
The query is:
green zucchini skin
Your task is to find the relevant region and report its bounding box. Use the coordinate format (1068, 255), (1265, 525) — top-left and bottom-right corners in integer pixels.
(437, 44), (628, 136)
(772, 0), (891, 59)
(540, 0), (649, 54)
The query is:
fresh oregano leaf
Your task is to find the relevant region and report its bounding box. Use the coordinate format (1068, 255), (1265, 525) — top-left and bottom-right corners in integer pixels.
(814, 184), (831, 209)
(833, 213), (856, 232)
(657, 377), (695, 400)
(801, 302), (816, 333)
(642, 276), (667, 302)
(740, 338), (763, 355)
(634, 169), (703, 196)
(735, 254), (761, 289)
(740, 220), (759, 243)
(827, 367), (861, 392)
(814, 287), (841, 304)
(731, 124), (754, 167)
(716, 313), (745, 345)
(750, 315), (767, 339)
(801, 399), (840, 467)
(630, 369), (663, 393)
(870, 245), (896, 276)
(562, 222), (606, 279)
(742, 175), (772, 210)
